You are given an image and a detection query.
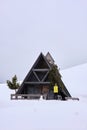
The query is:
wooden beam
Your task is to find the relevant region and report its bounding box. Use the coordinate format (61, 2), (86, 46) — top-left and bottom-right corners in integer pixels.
(33, 69), (49, 72)
(33, 71), (40, 81)
(24, 82), (50, 84)
(42, 71), (49, 81)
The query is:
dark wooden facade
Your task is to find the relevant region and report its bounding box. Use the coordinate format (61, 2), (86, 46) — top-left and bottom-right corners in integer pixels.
(16, 52), (71, 99)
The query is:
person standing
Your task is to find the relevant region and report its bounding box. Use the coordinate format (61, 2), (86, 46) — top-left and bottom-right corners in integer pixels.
(53, 83), (58, 99)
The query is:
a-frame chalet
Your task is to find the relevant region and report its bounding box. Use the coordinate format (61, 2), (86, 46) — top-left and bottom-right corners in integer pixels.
(15, 52), (71, 100)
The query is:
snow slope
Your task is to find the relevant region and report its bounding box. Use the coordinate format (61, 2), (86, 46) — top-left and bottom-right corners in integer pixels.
(0, 63), (87, 130)
(61, 63), (87, 98)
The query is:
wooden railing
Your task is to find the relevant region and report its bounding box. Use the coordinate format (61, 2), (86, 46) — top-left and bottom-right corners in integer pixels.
(11, 94), (41, 100)
(65, 97), (79, 101)
(11, 94), (79, 101)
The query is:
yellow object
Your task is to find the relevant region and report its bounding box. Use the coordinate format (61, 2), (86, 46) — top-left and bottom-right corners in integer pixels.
(54, 85), (58, 93)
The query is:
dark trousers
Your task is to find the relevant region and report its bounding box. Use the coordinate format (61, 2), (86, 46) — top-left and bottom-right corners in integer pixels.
(54, 93), (58, 99)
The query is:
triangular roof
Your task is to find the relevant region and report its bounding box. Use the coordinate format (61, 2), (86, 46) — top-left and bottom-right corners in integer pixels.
(17, 52), (71, 97)
(45, 52), (54, 64)
(17, 52), (51, 94)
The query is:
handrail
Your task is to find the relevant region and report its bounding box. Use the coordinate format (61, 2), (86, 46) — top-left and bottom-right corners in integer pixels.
(11, 94), (41, 100)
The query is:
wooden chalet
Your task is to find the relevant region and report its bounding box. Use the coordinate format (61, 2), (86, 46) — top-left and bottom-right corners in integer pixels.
(11, 52), (71, 100)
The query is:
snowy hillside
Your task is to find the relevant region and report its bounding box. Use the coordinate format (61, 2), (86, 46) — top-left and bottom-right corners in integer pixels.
(61, 63), (87, 98)
(0, 63), (87, 130)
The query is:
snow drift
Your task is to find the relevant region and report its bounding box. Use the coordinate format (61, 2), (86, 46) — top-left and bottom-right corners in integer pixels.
(0, 63), (87, 130)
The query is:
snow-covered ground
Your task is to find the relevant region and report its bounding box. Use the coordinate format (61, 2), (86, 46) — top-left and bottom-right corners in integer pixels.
(0, 63), (87, 130)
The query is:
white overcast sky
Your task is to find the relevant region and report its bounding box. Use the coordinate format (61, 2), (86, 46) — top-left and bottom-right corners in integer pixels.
(0, 0), (87, 82)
